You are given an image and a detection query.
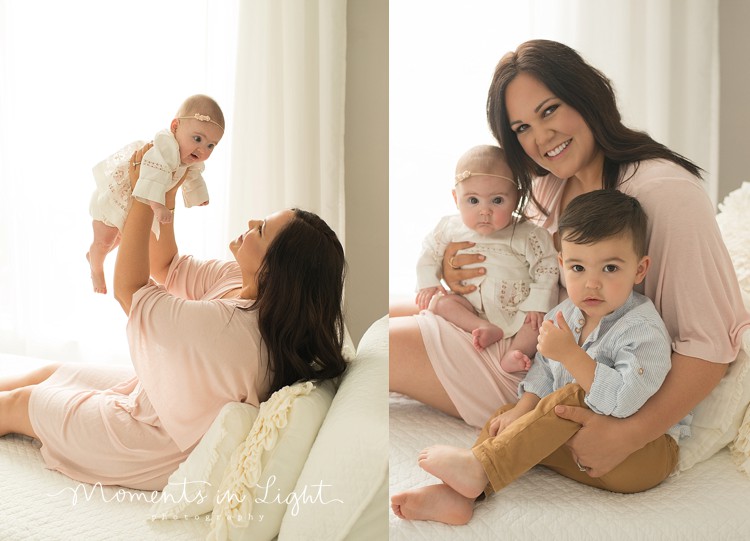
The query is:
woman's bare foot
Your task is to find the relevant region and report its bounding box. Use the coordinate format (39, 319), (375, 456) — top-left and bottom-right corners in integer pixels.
(499, 349), (532, 373)
(472, 324), (504, 351)
(418, 445), (488, 499)
(86, 252), (107, 294)
(391, 484), (474, 525)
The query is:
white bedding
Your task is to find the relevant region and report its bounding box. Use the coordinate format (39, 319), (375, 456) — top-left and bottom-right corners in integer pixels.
(0, 355), (209, 541)
(389, 393), (750, 540)
(0, 317), (389, 541)
(0, 432), (209, 541)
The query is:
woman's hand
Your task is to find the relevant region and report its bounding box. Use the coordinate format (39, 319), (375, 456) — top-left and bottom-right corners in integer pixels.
(128, 142), (153, 190)
(442, 241), (485, 295)
(557, 352), (727, 477)
(554, 405), (633, 477)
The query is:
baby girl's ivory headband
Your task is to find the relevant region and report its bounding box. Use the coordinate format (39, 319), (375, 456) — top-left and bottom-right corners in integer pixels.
(455, 170), (518, 187)
(178, 113), (224, 131)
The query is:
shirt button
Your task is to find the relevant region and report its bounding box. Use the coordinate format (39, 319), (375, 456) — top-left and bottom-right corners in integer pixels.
(578, 318), (585, 325)
(574, 327), (581, 333)
(638, 367), (644, 375)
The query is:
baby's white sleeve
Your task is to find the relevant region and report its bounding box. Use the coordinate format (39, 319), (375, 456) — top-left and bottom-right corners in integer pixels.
(518, 227), (559, 313)
(416, 217), (451, 290)
(181, 164), (209, 207)
(131, 132), (181, 206)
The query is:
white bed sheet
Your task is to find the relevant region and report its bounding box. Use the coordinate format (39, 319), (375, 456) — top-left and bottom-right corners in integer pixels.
(389, 393), (750, 540)
(0, 354), (208, 541)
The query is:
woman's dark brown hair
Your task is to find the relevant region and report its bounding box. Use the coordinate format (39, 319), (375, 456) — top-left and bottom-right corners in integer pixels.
(487, 39), (703, 215)
(251, 209), (347, 393)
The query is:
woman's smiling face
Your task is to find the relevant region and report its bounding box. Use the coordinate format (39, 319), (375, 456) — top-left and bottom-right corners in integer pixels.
(230, 209), (295, 278)
(505, 72), (603, 183)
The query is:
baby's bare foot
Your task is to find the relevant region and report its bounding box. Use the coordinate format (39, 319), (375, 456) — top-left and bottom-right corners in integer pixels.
(500, 350), (532, 373)
(86, 252), (107, 294)
(391, 484), (474, 525)
(472, 325), (504, 352)
(418, 445), (488, 499)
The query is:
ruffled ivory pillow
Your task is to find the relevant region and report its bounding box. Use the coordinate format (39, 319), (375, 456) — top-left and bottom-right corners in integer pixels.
(716, 181), (750, 296)
(150, 401), (260, 518)
(208, 378), (336, 541)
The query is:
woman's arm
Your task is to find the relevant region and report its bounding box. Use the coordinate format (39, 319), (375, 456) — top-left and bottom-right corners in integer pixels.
(113, 197), (153, 315)
(149, 188), (178, 284)
(113, 145), (186, 313)
(556, 352), (727, 476)
(132, 141), (179, 284)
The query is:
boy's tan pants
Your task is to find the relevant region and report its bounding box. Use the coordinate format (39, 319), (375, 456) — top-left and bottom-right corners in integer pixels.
(472, 383), (679, 495)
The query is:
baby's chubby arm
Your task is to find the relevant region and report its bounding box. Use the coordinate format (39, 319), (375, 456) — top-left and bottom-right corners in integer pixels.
(524, 311), (546, 331)
(150, 201), (174, 224)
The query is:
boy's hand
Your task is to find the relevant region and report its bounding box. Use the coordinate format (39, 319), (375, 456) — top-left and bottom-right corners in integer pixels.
(489, 406), (527, 437)
(537, 311), (578, 361)
(415, 286), (442, 310)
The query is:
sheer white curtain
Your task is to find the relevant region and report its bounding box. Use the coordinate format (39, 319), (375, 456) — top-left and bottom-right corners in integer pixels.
(389, 0), (719, 297)
(0, 0), (347, 365)
(0, 0), (239, 364)
(227, 0), (347, 242)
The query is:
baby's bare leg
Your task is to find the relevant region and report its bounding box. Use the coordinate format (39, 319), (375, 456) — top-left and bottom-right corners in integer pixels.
(499, 322), (539, 373)
(87, 220), (120, 294)
(431, 295), (504, 351)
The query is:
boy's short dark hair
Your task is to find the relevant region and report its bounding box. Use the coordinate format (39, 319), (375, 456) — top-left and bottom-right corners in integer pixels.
(558, 190), (648, 257)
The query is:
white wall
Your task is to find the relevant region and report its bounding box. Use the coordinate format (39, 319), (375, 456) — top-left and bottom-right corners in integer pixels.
(344, 0), (388, 346)
(718, 0), (750, 204)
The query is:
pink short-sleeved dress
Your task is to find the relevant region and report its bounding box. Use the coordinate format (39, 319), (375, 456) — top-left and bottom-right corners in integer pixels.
(419, 159), (750, 427)
(28, 255), (270, 491)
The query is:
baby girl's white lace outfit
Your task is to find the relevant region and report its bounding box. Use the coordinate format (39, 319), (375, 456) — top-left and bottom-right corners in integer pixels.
(417, 216), (559, 337)
(89, 129), (208, 235)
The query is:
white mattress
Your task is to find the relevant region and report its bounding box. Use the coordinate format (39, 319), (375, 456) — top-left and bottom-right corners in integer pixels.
(389, 393), (750, 540)
(0, 355), (207, 541)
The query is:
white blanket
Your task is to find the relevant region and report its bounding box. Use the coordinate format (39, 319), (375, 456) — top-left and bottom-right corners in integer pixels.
(389, 393), (750, 540)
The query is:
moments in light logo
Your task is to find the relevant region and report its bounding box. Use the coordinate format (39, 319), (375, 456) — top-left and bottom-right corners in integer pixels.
(49, 475), (343, 519)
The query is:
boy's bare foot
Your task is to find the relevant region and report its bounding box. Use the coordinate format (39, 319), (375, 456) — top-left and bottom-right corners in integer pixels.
(471, 325), (504, 351)
(391, 484), (474, 525)
(499, 349), (532, 373)
(418, 445), (488, 499)
(86, 252), (107, 294)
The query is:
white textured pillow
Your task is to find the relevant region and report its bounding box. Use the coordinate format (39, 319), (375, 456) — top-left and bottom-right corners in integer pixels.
(678, 180), (750, 472)
(150, 401), (260, 518)
(678, 327), (750, 471)
(716, 181), (750, 296)
(209, 379), (336, 541)
(278, 316), (388, 541)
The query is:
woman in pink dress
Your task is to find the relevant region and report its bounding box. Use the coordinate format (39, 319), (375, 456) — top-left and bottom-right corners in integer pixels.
(0, 144), (347, 490)
(390, 39), (750, 500)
